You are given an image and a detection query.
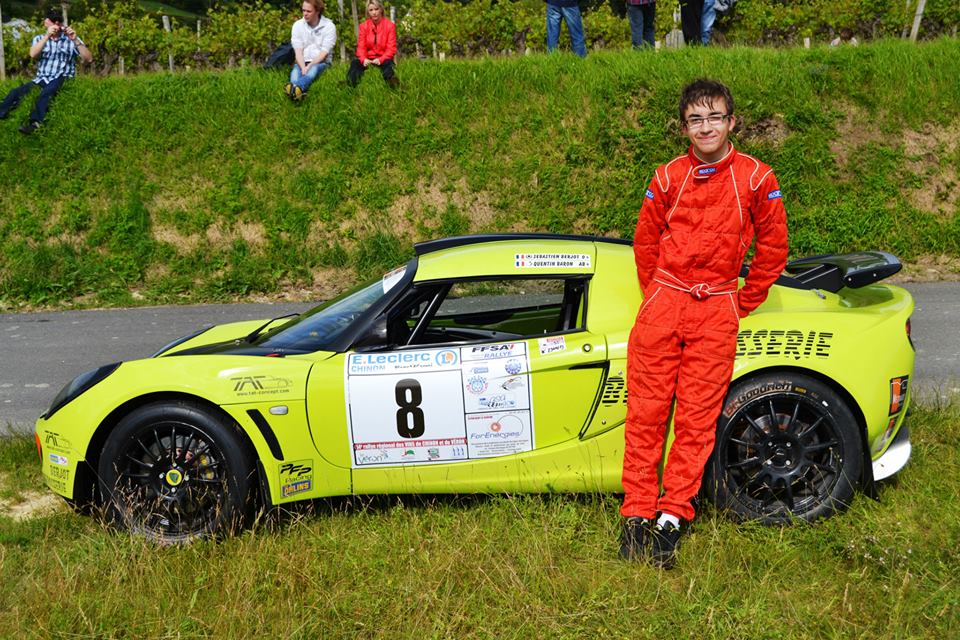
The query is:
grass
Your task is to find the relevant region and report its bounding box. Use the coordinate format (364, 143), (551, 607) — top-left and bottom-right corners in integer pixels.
(1, 38), (959, 310)
(0, 403), (958, 638)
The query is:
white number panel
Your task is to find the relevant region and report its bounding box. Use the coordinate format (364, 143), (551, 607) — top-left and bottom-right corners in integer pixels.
(346, 343), (534, 467)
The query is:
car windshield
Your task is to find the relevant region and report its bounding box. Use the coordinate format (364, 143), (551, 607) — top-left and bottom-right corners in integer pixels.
(256, 266), (406, 352)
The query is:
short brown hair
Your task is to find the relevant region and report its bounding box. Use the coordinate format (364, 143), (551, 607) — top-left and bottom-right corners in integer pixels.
(304, 0), (325, 15)
(679, 79), (734, 122)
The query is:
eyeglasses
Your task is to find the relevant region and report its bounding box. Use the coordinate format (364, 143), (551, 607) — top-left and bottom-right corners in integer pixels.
(684, 114), (731, 129)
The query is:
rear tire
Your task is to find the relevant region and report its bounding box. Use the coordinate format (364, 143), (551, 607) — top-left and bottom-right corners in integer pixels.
(705, 373), (862, 524)
(98, 401), (255, 543)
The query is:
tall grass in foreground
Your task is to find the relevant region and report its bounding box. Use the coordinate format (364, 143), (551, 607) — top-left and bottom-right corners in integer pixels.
(0, 403), (957, 638)
(1, 39), (959, 310)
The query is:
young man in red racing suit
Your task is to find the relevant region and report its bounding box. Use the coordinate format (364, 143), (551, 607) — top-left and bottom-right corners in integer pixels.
(620, 79), (789, 568)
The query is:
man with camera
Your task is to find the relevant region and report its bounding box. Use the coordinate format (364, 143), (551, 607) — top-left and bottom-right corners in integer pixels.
(0, 8), (92, 135)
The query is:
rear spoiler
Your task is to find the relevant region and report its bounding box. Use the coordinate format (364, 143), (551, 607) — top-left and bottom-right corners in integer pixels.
(782, 251), (902, 292)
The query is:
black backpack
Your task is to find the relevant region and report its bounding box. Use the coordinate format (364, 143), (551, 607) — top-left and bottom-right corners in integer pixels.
(264, 42), (295, 69)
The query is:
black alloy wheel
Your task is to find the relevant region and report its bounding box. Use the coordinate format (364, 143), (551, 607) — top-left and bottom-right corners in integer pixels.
(98, 401), (254, 543)
(706, 373), (862, 524)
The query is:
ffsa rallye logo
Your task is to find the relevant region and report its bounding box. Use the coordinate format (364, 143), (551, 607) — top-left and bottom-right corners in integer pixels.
(230, 375), (294, 397)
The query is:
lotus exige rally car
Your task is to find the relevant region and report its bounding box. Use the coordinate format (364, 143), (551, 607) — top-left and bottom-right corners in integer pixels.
(36, 234), (915, 542)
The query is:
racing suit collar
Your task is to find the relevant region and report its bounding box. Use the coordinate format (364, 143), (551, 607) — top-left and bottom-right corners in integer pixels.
(689, 143), (737, 179)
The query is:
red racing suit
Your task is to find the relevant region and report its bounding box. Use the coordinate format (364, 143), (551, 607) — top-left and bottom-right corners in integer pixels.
(621, 144), (789, 521)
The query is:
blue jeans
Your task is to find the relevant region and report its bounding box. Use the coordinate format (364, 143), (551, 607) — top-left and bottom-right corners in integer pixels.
(627, 4), (656, 48)
(701, 0), (716, 45)
(546, 5), (587, 58)
(289, 60), (331, 92)
(0, 76), (67, 124)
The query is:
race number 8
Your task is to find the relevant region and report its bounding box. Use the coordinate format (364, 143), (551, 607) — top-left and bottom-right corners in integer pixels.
(395, 379), (425, 438)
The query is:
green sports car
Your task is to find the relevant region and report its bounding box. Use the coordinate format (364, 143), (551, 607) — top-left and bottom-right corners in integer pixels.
(35, 234), (914, 542)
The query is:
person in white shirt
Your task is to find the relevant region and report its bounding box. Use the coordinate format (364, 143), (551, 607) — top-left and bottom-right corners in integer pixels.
(286, 0), (337, 101)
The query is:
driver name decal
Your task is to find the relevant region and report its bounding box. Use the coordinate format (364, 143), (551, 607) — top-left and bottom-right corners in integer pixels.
(514, 253), (591, 269)
(345, 344), (535, 467)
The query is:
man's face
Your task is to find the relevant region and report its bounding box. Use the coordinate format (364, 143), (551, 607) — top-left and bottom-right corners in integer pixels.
(44, 18), (64, 37)
(302, 2), (318, 24)
(682, 97), (736, 163)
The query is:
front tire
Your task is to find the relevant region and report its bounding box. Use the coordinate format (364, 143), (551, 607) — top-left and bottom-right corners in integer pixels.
(98, 401), (255, 543)
(705, 373), (862, 524)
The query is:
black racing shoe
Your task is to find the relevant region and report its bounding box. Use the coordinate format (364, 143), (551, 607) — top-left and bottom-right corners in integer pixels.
(619, 517), (653, 560)
(650, 520), (683, 569)
(19, 121), (40, 135)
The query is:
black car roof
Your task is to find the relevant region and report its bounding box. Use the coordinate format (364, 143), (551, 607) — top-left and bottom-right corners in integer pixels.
(414, 233), (632, 256)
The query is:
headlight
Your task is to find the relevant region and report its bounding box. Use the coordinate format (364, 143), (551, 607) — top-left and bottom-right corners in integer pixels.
(44, 363), (121, 419)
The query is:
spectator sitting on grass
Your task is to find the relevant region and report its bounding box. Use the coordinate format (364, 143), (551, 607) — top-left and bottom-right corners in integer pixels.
(286, 0), (337, 102)
(347, 0), (399, 88)
(0, 8), (93, 135)
(830, 28), (859, 47)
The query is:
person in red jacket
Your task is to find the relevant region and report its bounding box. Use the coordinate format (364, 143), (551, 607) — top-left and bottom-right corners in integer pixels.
(620, 79), (789, 568)
(347, 0), (399, 88)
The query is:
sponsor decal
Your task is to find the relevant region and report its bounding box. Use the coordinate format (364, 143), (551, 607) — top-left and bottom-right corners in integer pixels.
(767, 189), (782, 200)
(470, 366), (489, 375)
(735, 329), (833, 359)
(478, 394), (516, 409)
(466, 375), (488, 395)
(401, 449), (416, 460)
(427, 447), (440, 460)
(279, 460), (313, 498)
(501, 376), (525, 391)
(436, 350), (459, 366)
(230, 375), (293, 397)
(49, 453), (68, 467)
(349, 348), (460, 375)
(48, 465), (69, 481)
(645, 189), (655, 200)
(514, 253), (592, 269)
(45, 477), (67, 493)
(697, 167), (717, 176)
(469, 414), (526, 440)
(43, 431), (72, 453)
(382, 266), (406, 293)
(504, 359), (523, 375)
(538, 336), (566, 355)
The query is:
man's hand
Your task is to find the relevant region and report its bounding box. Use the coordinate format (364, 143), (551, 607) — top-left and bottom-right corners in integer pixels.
(45, 24), (59, 38)
(65, 26), (77, 40)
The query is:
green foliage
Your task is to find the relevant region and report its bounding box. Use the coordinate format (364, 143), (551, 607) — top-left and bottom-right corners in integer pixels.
(1, 40), (960, 308)
(4, 0), (959, 76)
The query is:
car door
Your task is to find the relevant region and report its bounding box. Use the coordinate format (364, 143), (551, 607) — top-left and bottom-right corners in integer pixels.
(341, 275), (607, 493)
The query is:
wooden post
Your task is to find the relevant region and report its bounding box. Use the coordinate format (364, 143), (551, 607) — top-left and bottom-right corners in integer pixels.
(197, 19), (201, 39)
(0, 1), (6, 82)
(351, 0), (359, 40)
(119, 56), (125, 75)
(803, 37), (810, 48)
(162, 15), (175, 71)
(909, 0), (927, 42)
(338, 0), (347, 61)
(432, 41), (437, 58)
(390, 5), (397, 60)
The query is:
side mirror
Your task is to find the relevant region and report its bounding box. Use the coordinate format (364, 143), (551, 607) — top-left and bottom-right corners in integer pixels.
(354, 316), (388, 350)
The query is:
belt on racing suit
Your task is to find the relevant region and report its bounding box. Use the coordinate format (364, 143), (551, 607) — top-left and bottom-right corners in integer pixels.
(653, 268), (738, 301)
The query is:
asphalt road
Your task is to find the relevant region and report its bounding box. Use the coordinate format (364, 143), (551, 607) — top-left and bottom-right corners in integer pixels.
(1, 283), (957, 434)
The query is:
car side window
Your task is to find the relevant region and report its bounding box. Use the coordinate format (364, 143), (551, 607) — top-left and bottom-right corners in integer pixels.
(396, 277), (587, 347)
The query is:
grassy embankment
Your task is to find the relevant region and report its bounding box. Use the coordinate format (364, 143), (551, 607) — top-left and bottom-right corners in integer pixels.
(0, 403), (958, 637)
(1, 38), (959, 310)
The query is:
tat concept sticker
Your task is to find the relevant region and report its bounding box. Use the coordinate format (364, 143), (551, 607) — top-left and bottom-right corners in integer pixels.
(346, 343), (535, 467)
